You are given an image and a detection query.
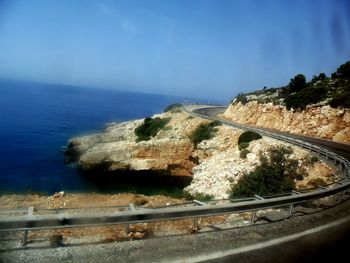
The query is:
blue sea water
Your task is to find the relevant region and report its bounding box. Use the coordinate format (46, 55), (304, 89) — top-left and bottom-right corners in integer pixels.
(0, 80), (215, 194)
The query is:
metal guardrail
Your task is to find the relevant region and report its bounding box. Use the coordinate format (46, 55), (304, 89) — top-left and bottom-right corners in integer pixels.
(186, 106), (350, 175)
(0, 105), (349, 246)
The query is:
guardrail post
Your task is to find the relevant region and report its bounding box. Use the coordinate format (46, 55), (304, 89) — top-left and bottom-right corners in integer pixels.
(250, 195), (263, 224)
(288, 204), (293, 217)
(250, 210), (257, 224)
(193, 218), (198, 231)
(288, 191), (301, 218)
(22, 206), (34, 246)
(124, 203), (136, 236)
(192, 200), (207, 231)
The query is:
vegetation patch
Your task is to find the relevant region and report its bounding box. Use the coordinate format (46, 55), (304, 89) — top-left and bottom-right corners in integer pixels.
(134, 117), (170, 142)
(310, 156), (319, 164)
(238, 131), (262, 145)
(238, 142), (250, 151)
(164, 103), (182, 113)
(235, 92), (248, 105)
(184, 191), (214, 201)
(190, 121), (221, 147)
(231, 145), (305, 198)
(239, 149), (250, 159)
(284, 82), (329, 110)
(232, 60), (350, 109)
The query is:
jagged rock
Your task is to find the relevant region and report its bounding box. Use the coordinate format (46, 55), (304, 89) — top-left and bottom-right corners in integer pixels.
(222, 102), (350, 143)
(65, 109), (336, 199)
(297, 163), (333, 189)
(53, 191), (64, 198)
(65, 111), (240, 177)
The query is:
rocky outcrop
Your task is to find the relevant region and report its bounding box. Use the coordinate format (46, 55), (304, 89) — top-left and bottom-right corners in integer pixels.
(65, 112), (238, 177)
(66, 109), (336, 199)
(222, 101), (350, 144)
(184, 137), (333, 199)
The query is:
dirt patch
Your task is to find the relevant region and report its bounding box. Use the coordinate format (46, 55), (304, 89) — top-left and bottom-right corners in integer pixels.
(0, 193), (228, 245)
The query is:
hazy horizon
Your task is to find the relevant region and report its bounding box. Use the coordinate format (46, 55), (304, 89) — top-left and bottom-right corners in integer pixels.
(1, 0), (349, 101)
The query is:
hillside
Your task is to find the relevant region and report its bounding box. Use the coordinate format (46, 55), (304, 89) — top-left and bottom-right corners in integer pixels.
(234, 60), (350, 110)
(65, 108), (335, 199)
(224, 60), (350, 143)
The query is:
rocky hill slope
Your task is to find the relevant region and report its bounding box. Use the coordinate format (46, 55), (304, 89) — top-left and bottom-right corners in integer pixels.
(65, 111), (237, 177)
(224, 60), (350, 144)
(65, 110), (335, 199)
(222, 102), (350, 143)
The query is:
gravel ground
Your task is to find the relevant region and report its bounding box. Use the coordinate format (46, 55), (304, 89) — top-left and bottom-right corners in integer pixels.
(1, 193), (349, 263)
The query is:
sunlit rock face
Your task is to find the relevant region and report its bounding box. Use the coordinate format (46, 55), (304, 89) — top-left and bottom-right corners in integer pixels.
(65, 111), (237, 177)
(222, 101), (350, 144)
(184, 137), (333, 199)
(66, 109), (336, 199)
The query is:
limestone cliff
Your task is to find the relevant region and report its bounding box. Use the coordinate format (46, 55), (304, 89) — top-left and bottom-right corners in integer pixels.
(222, 101), (350, 144)
(184, 137), (335, 199)
(65, 112), (237, 177)
(66, 109), (335, 199)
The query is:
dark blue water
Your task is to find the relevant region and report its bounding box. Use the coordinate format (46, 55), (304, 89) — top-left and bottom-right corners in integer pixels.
(0, 79), (213, 194)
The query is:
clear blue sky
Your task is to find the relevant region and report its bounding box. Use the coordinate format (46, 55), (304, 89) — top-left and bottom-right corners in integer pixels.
(0, 0), (349, 101)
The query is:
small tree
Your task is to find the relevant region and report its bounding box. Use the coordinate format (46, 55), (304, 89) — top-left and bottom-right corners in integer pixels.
(238, 131), (262, 145)
(190, 121), (220, 147)
(230, 145), (305, 198)
(134, 117), (170, 142)
(336, 61), (350, 80)
(164, 103), (182, 113)
(318, 73), (326, 80)
(288, 74), (306, 93)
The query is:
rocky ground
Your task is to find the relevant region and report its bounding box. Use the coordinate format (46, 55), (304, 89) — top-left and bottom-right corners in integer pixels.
(186, 136), (336, 199)
(0, 192), (233, 247)
(1, 192), (349, 263)
(65, 110), (337, 200)
(222, 101), (350, 143)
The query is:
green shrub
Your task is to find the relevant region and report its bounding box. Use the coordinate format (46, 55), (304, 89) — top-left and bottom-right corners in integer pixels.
(240, 149), (250, 159)
(184, 191), (214, 201)
(310, 156), (319, 163)
(134, 117), (170, 142)
(284, 84), (328, 110)
(231, 145), (305, 198)
(238, 142), (250, 150)
(288, 74), (306, 93)
(336, 61), (350, 80)
(329, 90), (350, 108)
(164, 103), (182, 113)
(190, 121), (221, 147)
(238, 131), (262, 145)
(235, 93), (248, 105)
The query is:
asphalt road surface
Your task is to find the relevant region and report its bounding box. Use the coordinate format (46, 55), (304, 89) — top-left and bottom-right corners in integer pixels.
(193, 106), (350, 160)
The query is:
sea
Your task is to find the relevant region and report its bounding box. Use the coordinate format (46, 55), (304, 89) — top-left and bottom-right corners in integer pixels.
(0, 79), (220, 195)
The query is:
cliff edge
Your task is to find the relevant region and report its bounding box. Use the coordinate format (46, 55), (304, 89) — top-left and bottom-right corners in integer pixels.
(65, 109), (335, 199)
(222, 102), (350, 143)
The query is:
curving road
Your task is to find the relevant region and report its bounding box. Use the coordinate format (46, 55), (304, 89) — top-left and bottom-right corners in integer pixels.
(191, 105), (350, 160)
(181, 104), (350, 263)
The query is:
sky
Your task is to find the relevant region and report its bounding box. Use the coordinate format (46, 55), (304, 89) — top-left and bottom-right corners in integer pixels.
(0, 0), (350, 101)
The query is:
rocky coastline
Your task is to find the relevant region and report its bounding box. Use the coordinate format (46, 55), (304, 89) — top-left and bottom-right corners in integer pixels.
(65, 108), (337, 199)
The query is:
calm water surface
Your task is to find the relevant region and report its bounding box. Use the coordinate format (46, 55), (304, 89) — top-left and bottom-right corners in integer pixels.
(0, 80), (216, 195)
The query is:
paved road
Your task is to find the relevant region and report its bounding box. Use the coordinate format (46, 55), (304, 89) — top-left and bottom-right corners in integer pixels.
(192, 106), (350, 160)
(185, 105), (350, 262)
